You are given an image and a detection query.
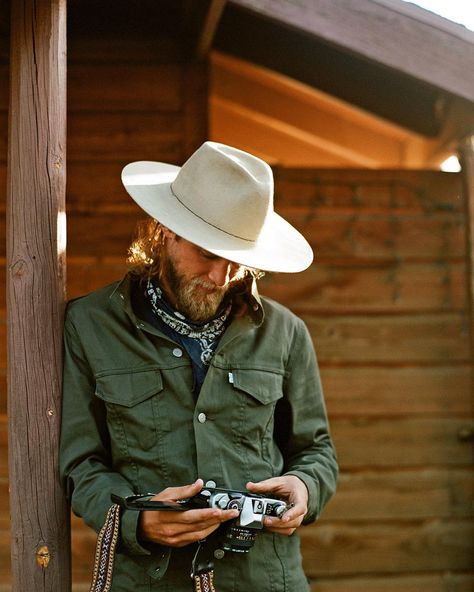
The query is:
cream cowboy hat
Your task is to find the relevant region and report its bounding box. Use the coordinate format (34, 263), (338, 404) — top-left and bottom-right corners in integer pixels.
(121, 141), (313, 272)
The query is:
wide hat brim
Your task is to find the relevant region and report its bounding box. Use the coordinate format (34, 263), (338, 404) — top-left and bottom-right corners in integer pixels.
(122, 160), (313, 273)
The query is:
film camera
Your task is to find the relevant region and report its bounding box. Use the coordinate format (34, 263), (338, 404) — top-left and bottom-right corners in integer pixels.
(191, 486), (289, 552)
(112, 485), (290, 553)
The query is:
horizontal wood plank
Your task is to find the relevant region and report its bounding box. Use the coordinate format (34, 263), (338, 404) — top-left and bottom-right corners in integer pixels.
(304, 313), (470, 364)
(321, 365), (472, 416)
(67, 112), (183, 162)
(273, 168), (463, 212)
(0, 112), (6, 160)
(282, 210), (466, 261)
(309, 573), (474, 592)
(67, 64), (183, 112)
(300, 519), (474, 576)
(261, 262), (467, 313)
(322, 468), (474, 520)
(68, 36), (182, 64)
(331, 417), (473, 468)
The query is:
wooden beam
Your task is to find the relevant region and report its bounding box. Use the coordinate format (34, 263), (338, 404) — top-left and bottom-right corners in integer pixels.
(458, 136), (474, 400)
(229, 0), (474, 103)
(7, 0), (70, 590)
(428, 98), (474, 163)
(195, 0), (227, 59)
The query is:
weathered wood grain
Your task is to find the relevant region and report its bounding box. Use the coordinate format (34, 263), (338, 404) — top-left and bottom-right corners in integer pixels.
(309, 573), (474, 592)
(261, 262), (467, 313)
(0, 67), (7, 110)
(300, 519), (474, 576)
(322, 468), (474, 520)
(67, 64), (183, 112)
(7, 1), (70, 589)
(331, 417), (473, 468)
(273, 168), (463, 212)
(282, 210), (466, 261)
(0, 112), (6, 161)
(67, 112), (183, 162)
(321, 365), (472, 416)
(304, 313), (470, 363)
(68, 36), (181, 64)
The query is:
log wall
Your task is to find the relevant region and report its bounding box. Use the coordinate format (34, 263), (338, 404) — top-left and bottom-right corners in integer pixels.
(1, 15), (473, 592)
(267, 168), (474, 591)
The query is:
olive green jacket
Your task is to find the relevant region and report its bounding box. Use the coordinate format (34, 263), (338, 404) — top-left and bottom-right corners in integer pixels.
(60, 275), (338, 591)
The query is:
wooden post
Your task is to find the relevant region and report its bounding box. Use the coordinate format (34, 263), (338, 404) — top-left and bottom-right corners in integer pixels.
(6, 0), (70, 590)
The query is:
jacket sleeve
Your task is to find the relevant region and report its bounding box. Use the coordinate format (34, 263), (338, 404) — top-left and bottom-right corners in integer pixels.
(280, 319), (338, 524)
(59, 310), (170, 567)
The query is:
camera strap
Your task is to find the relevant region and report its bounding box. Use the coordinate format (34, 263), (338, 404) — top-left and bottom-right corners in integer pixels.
(89, 503), (121, 592)
(191, 540), (217, 592)
(90, 503), (218, 592)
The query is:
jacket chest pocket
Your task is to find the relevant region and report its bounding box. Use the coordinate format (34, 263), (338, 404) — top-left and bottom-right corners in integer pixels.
(230, 369), (284, 439)
(95, 368), (167, 452)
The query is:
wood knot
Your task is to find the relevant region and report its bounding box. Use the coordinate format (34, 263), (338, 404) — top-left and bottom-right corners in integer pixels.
(36, 545), (50, 568)
(11, 260), (27, 277)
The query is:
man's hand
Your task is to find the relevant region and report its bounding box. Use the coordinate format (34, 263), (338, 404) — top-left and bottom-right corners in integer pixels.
(138, 479), (239, 547)
(246, 475), (308, 536)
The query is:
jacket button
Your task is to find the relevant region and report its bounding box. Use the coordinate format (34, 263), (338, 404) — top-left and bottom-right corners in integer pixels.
(214, 549), (225, 560)
(197, 412), (207, 423)
(172, 348), (183, 358)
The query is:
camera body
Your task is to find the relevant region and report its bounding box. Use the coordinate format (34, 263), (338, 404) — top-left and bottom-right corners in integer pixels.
(186, 487), (289, 553)
(111, 486), (290, 554)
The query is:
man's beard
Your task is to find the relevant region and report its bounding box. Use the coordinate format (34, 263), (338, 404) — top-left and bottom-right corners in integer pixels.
(161, 257), (230, 323)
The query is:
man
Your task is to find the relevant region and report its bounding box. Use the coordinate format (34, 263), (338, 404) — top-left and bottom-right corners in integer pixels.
(60, 141), (338, 592)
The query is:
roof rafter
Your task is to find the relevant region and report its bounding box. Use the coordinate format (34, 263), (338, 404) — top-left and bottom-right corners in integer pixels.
(230, 0), (474, 103)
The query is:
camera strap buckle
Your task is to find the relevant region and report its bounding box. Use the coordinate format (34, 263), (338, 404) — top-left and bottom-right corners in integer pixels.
(191, 539), (217, 592)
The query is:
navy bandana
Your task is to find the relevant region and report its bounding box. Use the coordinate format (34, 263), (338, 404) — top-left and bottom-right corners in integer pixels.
(145, 279), (230, 367)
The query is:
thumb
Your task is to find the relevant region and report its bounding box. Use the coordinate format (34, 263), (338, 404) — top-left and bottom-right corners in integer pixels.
(246, 478), (278, 493)
(154, 478), (204, 502)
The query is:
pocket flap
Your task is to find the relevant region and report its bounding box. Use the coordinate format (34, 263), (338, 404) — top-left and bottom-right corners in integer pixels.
(95, 369), (163, 407)
(232, 369), (283, 405)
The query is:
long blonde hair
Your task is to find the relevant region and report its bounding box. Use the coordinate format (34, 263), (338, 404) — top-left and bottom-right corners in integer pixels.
(127, 218), (264, 284)
(127, 218), (164, 279)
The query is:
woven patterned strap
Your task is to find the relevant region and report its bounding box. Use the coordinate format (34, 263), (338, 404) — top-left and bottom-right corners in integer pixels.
(89, 504), (217, 592)
(89, 504), (121, 592)
(193, 570), (216, 592)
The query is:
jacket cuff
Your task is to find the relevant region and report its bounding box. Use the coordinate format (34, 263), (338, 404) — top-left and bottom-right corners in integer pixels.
(120, 509), (171, 581)
(120, 508), (152, 555)
(284, 471), (319, 525)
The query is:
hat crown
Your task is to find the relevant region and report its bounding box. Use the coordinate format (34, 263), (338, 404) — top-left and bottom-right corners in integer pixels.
(171, 142), (273, 241)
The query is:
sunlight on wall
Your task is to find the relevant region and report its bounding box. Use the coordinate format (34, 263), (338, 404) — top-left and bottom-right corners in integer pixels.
(440, 155), (462, 172)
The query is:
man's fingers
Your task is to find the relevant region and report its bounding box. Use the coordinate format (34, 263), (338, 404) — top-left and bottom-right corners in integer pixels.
(152, 479), (204, 502)
(175, 507), (239, 527)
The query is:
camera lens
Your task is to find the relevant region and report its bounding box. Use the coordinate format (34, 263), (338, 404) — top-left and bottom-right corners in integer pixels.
(222, 525), (256, 553)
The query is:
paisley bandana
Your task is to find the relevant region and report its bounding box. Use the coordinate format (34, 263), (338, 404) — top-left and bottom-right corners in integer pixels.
(145, 279), (230, 366)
